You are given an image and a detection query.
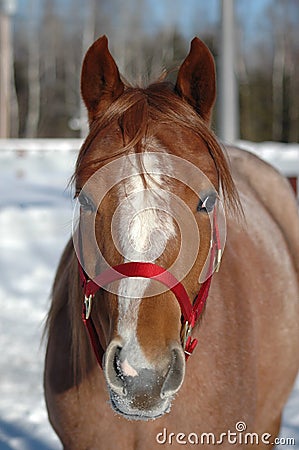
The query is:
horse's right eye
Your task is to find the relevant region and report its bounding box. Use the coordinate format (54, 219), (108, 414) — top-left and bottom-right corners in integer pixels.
(78, 192), (95, 212)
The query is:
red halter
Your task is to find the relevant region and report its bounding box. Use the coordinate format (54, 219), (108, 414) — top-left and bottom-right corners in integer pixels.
(78, 210), (222, 368)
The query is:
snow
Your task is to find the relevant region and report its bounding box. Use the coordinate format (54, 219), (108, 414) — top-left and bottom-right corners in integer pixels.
(0, 148), (75, 449)
(0, 140), (298, 449)
(237, 140), (299, 182)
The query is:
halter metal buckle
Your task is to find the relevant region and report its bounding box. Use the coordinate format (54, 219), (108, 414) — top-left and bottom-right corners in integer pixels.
(215, 249), (222, 272)
(84, 294), (93, 319)
(180, 320), (192, 351)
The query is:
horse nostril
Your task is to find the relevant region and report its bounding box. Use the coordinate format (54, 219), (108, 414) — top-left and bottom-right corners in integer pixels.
(114, 351), (130, 396)
(160, 346), (185, 399)
(104, 341), (128, 397)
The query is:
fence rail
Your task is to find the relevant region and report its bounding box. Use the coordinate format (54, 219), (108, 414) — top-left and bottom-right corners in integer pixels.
(0, 138), (82, 152)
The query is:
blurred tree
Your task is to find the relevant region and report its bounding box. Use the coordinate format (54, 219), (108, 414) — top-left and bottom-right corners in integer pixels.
(24, 0), (40, 137)
(38, 0), (69, 136)
(238, 0), (299, 142)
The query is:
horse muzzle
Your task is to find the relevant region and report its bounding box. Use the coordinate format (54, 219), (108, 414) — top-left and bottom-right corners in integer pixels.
(103, 339), (185, 420)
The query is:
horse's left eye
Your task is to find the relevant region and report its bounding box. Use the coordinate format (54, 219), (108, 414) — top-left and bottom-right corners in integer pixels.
(78, 192), (95, 212)
(197, 193), (216, 213)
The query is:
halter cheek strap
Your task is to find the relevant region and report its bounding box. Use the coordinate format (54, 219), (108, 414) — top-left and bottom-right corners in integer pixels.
(78, 210), (222, 369)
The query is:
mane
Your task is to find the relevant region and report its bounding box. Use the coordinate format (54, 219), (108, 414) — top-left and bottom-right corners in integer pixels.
(75, 81), (241, 215)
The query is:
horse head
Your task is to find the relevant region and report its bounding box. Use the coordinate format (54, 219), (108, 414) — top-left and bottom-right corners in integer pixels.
(73, 36), (236, 420)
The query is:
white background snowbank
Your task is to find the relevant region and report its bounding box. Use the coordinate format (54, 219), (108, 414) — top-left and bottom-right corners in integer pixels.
(0, 140), (298, 449)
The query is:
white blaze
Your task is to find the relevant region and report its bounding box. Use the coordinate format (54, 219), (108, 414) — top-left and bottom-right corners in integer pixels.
(115, 152), (176, 366)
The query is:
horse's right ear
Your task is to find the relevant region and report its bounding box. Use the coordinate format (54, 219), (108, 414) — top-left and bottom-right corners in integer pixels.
(175, 37), (216, 125)
(81, 35), (124, 122)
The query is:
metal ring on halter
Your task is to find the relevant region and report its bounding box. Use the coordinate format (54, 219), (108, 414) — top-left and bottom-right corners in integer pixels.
(180, 320), (192, 350)
(84, 294), (93, 320)
(215, 249), (222, 272)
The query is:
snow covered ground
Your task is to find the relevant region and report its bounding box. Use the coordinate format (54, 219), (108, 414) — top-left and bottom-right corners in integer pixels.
(0, 141), (298, 449)
(0, 146), (75, 450)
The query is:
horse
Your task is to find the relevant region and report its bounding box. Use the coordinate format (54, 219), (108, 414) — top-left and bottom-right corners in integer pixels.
(44, 36), (299, 449)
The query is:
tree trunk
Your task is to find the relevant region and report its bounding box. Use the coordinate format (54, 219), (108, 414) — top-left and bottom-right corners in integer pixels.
(25, 2), (40, 138)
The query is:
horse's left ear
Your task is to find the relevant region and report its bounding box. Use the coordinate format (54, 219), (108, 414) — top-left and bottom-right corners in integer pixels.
(175, 37), (216, 124)
(81, 35), (124, 122)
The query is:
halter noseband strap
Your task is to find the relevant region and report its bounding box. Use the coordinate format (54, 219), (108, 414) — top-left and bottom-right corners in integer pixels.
(79, 261), (214, 367)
